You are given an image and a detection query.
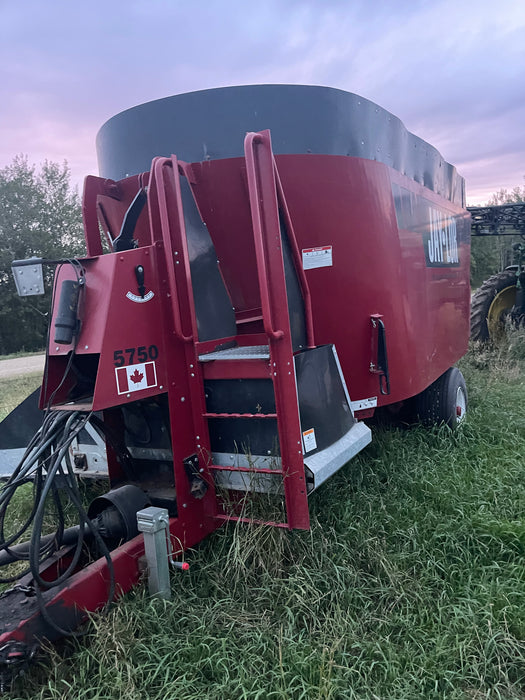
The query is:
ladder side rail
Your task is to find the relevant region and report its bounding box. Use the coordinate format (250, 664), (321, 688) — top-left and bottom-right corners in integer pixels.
(244, 132), (285, 342)
(146, 157), (219, 527)
(151, 157), (196, 343)
(82, 176), (108, 257)
(273, 161), (316, 349)
(244, 130), (310, 530)
(154, 158), (234, 511)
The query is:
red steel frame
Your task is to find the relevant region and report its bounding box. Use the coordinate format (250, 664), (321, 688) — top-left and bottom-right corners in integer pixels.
(1, 130), (314, 650)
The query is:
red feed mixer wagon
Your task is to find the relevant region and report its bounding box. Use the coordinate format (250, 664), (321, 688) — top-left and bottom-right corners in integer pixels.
(0, 85), (470, 684)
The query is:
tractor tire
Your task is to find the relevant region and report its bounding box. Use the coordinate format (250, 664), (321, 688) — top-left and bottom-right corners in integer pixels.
(416, 367), (467, 429)
(470, 270), (518, 342)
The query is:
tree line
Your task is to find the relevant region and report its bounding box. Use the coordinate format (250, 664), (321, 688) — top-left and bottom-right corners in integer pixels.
(0, 157), (83, 355)
(0, 155), (523, 354)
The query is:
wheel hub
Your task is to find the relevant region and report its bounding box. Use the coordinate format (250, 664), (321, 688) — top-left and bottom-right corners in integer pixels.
(487, 285), (517, 340)
(455, 387), (467, 423)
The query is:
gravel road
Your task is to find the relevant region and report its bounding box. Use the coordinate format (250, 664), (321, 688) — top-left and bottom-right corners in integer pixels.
(0, 354), (45, 379)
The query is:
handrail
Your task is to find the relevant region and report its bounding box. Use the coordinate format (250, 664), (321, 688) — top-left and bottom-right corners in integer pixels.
(244, 132), (284, 341)
(151, 157), (193, 343)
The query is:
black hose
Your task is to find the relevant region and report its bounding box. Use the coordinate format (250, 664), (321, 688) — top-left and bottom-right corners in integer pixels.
(0, 257), (117, 635)
(0, 408), (116, 636)
(0, 525), (87, 566)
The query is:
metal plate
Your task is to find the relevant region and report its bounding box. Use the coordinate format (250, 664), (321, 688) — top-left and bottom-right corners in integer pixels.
(97, 85), (464, 206)
(199, 345), (269, 361)
(204, 378), (275, 414)
(304, 421), (372, 492)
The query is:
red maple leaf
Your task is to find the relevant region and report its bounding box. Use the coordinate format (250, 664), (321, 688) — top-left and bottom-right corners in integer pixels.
(130, 369), (144, 384)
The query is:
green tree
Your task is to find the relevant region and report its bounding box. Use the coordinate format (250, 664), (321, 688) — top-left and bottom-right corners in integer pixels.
(470, 179), (525, 289)
(0, 156), (84, 354)
(487, 183), (525, 205)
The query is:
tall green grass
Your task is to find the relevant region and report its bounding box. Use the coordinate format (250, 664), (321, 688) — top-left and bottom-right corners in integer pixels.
(7, 341), (525, 699)
(0, 373), (42, 422)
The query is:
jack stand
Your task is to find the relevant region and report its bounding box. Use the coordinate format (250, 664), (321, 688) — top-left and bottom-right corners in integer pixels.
(137, 507), (172, 600)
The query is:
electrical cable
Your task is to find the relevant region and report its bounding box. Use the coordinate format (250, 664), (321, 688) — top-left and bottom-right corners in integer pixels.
(0, 408), (116, 636)
(0, 258), (116, 635)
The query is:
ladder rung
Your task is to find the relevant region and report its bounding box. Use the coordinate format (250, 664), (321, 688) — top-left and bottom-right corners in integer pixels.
(209, 463), (283, 475)
(214, 514), (290, 529)
(203, 412), (277, 419)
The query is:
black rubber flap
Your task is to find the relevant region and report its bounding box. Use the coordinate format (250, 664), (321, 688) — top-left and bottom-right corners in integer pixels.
(0, 388), (42, 449)
(180, 179), (237, 342)
(295, 345), (354, 455)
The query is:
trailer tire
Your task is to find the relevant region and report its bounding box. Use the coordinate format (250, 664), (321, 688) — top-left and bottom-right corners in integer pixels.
(470, 270), (518, 342)
(416, 367), (467, 429)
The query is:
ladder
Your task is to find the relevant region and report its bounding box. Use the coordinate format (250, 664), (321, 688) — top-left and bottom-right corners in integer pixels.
(148, 131), (311, 530)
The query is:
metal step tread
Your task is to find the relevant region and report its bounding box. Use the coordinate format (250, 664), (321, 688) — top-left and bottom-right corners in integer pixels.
(199, 345), (270, 362)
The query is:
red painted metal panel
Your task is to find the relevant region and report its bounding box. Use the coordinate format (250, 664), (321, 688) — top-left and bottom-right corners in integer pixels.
(42, 249), (170, 411)
(188, 153), (470, 408)
(201, 359), (272, 380)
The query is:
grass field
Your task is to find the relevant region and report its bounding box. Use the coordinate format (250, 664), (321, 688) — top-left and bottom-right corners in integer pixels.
(0, 373), (42, 422)
(3, 338), (525, 699)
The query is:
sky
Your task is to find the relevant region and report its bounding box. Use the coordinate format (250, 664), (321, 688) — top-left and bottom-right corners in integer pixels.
(0, 0), (523, 206)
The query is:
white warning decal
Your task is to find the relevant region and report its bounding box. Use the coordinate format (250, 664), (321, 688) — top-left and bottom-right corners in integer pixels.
(350, 396), (378, 412)
(115, 361), (157, 395)
(302, 428), (317, 453)
(302, 246), (333, 270)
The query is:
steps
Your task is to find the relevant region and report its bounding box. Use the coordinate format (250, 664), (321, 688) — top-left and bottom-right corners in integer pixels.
(149, 131), (371, 531)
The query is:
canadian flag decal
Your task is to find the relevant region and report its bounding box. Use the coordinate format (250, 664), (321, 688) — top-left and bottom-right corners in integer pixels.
(115, 362), (157, 395)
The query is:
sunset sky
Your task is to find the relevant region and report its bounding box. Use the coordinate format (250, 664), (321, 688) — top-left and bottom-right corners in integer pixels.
(1, 0), (523, 205)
